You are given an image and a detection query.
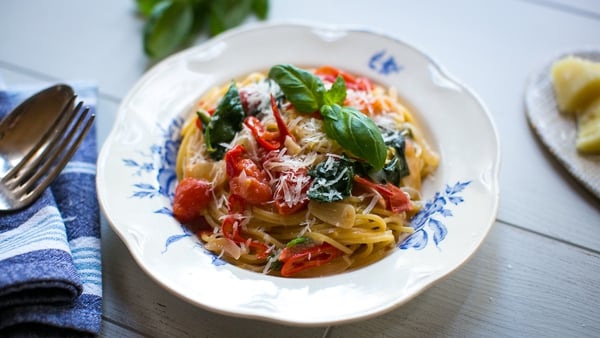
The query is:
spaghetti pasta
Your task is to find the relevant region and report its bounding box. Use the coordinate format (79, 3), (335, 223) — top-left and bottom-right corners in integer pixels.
(172, 65), (439, 277)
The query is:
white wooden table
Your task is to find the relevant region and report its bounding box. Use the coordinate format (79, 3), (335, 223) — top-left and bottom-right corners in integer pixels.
(1, 0), (599, 336)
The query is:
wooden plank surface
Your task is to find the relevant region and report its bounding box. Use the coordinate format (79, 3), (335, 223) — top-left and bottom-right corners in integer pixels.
(329, 222), (600, 337)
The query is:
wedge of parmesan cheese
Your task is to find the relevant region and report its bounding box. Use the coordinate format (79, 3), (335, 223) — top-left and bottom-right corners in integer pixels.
(551, 56), (600, 114)
(576, 97), (600, 154)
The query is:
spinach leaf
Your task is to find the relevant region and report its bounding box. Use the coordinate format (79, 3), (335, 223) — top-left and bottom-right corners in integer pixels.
(307, 156), (355, 202)
(204, 82), (245, 160)
(355, 130), (410, 185)
(268, 64), (326, 113)
(321, 104), (387, 171)
(195, 110), (211, 131)
(383, 130), (410, 179)
(143, 0), (194, 59)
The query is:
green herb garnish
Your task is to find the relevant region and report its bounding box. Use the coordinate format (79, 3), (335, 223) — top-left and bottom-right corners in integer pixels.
(355, 130), (411, 185)
(268, 64), (386, 170)
(137, 0), (269, 59)
(286, 237), (311, 247)
(203, 82), (245, 160)
(307, 156), (355, 202)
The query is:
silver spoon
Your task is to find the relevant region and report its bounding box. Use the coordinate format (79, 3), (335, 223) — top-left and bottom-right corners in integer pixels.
(0, 84), (95, 211)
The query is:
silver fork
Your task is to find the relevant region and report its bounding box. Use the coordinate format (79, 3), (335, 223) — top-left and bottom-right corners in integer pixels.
(0, 96), (95, 212)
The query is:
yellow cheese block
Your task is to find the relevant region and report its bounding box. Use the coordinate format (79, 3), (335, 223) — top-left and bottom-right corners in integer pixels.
(551, 56), (600, 114)
(576, 97), (600, 154)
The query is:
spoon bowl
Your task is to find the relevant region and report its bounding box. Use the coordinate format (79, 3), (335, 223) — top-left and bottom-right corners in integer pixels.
(0, 84), (74, 176)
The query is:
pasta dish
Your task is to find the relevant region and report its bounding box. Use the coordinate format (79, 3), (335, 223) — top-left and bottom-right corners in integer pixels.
(173, 64), (439, 277)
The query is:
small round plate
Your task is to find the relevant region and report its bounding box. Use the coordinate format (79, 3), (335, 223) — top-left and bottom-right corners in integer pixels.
(525, 48), (600, 199)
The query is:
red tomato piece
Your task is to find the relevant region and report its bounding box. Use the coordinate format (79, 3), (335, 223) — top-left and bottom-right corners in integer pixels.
(244, 116), (280, 150)
(229, 175), (272, 205)
(354, 175), (411, 213)
(279, 242), (343, 277)
(314, 65), (373, 92)
(172, 177), (213, 224)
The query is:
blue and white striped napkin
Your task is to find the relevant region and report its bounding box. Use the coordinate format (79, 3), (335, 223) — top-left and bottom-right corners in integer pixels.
(0, 82), (102, 336)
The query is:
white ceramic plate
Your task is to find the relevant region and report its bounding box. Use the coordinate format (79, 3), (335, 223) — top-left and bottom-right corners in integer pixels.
(97, 22), (500, 326)
(525, 48), (600, 199)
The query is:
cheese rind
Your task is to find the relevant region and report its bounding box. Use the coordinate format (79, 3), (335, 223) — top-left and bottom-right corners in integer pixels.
(551, 56), (600, 114)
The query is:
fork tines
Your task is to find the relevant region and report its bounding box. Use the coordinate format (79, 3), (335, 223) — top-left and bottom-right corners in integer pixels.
(1, 96), (95, 211)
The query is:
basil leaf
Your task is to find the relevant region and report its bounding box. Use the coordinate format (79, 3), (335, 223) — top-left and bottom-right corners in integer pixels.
(136, 0), (162, 17)
(321, 104), (387, 171)
(189, 0), (210, 36)
(323, 75), (346, 106)
(307, 156), (355, 202)
(204, 82), (245, 160)
(143, 0), (194, 59)
(251, 0), (269, 19)
(268, 64), (325, 113)
(208, 0), (253, 36)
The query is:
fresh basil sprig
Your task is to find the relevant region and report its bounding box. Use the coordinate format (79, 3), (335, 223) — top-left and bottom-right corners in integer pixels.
(321, 104), (386, 171)
(137, 0), (269, 59)
(268, 64), (386, 170)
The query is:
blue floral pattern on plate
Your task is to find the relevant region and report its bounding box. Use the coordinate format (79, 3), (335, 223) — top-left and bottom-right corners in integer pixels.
(401, 181), (471, 250)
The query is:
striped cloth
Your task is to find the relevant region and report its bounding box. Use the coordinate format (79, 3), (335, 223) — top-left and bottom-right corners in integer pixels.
(0, 82), (102, 336)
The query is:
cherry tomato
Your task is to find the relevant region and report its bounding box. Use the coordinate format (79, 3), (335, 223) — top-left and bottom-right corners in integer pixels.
(172, 177), (213, 224)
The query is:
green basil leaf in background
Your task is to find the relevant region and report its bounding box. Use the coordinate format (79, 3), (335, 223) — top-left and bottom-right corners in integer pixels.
(323, 75), (346, 106)
(268, 64), (326, 113)
(251, 0), (269, 19)
(135, 0), (162, 17)
(204, 82), (245, 160)
(321, 104), (387, 170)
(208, 0), (253, 36)
(189, 0), (210, 36)
(143, 0), (194, 59)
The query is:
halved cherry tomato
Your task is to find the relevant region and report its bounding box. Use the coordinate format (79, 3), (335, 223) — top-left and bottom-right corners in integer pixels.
(172, 177), (213, 224)
(225, 145), (272, 205)
(229, 174), (273, 205)
(354, 175), (411, 213)
(278, 242), (343, 277)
